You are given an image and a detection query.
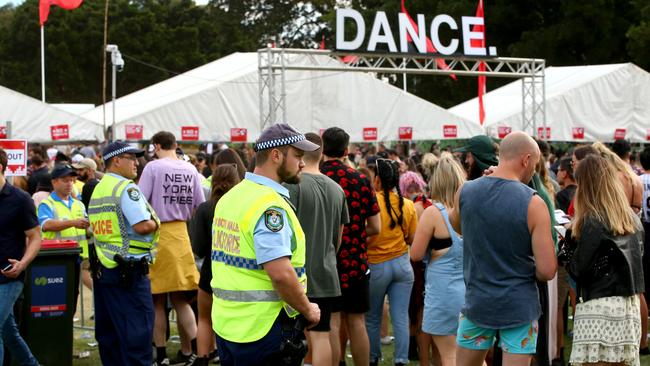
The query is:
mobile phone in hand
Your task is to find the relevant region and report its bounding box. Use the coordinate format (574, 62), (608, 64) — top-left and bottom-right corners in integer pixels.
(2, 264), (13, 272)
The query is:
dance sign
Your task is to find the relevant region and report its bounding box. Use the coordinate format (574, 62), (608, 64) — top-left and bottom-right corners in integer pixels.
(336, 8), (497, 57)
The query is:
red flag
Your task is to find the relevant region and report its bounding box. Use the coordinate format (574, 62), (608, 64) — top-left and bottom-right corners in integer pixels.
(401, 0), (457, 80)
(40, 0), (83, 26)
(319, 35), (325, 50)
(471, 0), (486, 124)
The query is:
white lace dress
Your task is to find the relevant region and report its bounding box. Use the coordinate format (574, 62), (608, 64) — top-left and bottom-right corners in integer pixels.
(569, 295), (641, 366)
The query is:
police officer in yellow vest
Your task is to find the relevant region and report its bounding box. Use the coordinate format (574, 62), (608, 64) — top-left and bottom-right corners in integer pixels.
(88, 142), (160, 366)
(211, 124), (321, 366)
(37, 164), (90, 312)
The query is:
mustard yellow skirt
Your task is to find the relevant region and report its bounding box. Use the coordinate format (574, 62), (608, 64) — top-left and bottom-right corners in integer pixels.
(149, 221), (199, 294)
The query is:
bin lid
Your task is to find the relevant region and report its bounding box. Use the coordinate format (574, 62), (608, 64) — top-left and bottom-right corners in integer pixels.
(41, 240), (79, 250)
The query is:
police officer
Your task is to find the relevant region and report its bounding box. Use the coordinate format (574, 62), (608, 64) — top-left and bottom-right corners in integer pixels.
(88, 142), (160, 366)
(37, 164), (91, 310)
(211, 124), (321, 366)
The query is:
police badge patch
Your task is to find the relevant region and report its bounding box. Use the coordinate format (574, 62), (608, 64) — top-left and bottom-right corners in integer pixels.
(264, 209), (284, 232)
(127, 187), (141, 201)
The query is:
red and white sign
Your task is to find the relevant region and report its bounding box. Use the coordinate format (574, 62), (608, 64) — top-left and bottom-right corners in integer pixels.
(363, 127), (377, 141)
(0, 126), (6, 139)
(230, 128), (247, 142)
(0, 139), (28, 176)
(125, 124), (143, 140)
(50, 124), (69, 141)
(497, 126), (511, 139)
(572, 127), (585, 140)
(398, 126), (413, 140)
(181, 126), (199, 141)
(614, 128), (626, 140)
(646, 129), (650, 142)
(537, 127), (551, 140)
(443, 125), (457, 138)
(319, 128), (325, 136)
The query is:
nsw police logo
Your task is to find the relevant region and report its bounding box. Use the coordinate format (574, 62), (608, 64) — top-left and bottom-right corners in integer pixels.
(264, 209), (284, 232)
(127, 187), (141, 201)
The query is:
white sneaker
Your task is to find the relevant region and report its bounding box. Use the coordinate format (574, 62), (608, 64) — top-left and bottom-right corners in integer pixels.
(380, 336), (394, 345)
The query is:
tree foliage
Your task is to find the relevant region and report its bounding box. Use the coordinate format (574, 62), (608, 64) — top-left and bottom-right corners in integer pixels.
(0, 0), (648, 108)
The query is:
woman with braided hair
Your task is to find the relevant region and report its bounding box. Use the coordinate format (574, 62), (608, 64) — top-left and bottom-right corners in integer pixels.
(366, 158), (417, 366)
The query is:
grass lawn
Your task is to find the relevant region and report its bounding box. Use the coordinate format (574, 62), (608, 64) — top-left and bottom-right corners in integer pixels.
(70, 290), (650, 365)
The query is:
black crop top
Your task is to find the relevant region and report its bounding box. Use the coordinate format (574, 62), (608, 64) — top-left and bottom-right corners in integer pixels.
(428, 236), (452, 251)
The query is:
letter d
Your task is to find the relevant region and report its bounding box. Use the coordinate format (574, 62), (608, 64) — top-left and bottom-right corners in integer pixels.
(336, 8), (365, 51)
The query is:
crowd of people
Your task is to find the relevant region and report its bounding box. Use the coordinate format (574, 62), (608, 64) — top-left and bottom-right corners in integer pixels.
(0, 125), (649, 366)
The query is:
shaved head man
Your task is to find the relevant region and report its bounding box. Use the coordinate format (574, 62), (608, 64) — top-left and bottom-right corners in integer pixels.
(449, 133), (556, 366)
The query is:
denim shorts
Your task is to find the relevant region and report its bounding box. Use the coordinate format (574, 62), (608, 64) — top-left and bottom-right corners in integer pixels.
(456, 313), (538, 354)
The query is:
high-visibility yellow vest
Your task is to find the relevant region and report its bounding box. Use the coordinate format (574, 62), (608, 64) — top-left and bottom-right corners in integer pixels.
(40, 195), (89, 258)
(201, 175), (211, 191)
(211, 179), (306, 343)
(73, 180), (84, 199)
(88, 174), (160, 269)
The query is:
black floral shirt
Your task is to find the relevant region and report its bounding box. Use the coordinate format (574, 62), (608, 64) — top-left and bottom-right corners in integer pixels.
(321, 160), (380, 288)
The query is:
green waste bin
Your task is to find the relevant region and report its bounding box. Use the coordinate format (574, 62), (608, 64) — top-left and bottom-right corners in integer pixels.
(19, 240), (81, 366)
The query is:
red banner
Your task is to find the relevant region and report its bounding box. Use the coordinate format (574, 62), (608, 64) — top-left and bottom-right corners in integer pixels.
(614, 128), (626, 140)
(497, 126), (511, 139)
(50, 124), (69, 140)
(230, 128), (247, 142)
(0, 140), (28, 176)
(181, 126), (199, 141)
(125, 124), (143, 140)
(0, 126), (6, 139)
(398, 126), (413, 140)
(537, 127), (551, 140)
(363, 127), (377, 141)
(443, 125), (457, 138)
(647, 129), (650, 142)
(572, 127), (585, 140)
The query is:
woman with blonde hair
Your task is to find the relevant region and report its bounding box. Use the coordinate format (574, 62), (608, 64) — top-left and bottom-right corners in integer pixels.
(592, 142), (643, 213)
(563, 155), (644, 366)
(410, 152), (466, 366)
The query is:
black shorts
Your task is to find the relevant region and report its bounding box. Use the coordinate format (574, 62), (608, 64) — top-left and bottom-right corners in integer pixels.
(333, 276), (369, 314)
(308, 296), (340, 332)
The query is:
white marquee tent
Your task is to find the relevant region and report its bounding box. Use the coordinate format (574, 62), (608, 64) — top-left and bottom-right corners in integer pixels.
(449, 63), (650, 142)
(0, 85), (104, 142)
(82, 52), (483, 142)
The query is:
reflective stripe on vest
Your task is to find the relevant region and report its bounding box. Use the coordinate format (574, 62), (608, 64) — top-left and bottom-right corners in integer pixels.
(212, 288), (280, 302)
(210, 250), (305, 277)
(41, 196), (89, 258)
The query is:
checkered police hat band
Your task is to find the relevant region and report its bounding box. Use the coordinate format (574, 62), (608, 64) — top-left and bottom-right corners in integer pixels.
(103, 146), (137, 161)
(254, 134), (306, 152)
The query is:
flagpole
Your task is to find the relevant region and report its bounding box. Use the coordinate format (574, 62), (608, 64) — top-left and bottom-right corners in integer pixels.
(40, 25), (45, 102)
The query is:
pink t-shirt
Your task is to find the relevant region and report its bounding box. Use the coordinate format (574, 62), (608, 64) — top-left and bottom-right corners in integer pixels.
(138, 158), (205, 222)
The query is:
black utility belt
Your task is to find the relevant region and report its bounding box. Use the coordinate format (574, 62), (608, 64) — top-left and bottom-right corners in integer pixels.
(113, 254), (150, 274)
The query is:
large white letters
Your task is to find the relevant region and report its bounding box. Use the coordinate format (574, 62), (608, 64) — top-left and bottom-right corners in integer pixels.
(462, 16), (486, 56)
(430, 14), (459, 55)
(398, 13), (426, 53)
(336, 8), (365, 51)
(367, 11), (397, 52)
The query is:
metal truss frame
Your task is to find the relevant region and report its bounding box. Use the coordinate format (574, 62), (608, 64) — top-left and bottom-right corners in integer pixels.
(258, 48), (546, 136)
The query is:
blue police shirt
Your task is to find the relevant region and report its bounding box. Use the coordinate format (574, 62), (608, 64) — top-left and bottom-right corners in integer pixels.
(37, 191), (87, 228)
(245, 172), (294, 265)
(106, 173), (153, 243)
